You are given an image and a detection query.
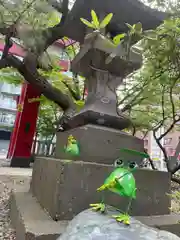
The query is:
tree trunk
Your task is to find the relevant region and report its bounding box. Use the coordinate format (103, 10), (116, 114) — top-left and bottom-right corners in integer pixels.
(4, 55), (76, 114)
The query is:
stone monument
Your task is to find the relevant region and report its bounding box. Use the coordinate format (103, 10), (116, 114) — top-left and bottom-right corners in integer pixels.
(55, 0), (166, 163)
(10, 1), (177, 240)
(55, 27), (145, 163)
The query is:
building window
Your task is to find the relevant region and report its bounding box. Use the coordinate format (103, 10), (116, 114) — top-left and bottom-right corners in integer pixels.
(0, 94), (17, 109)
(1, 83), (21, 95)
(164, 138), (172, 145)
(0, 112), (15, 125)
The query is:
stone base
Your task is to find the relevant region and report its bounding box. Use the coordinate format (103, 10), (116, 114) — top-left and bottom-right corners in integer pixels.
(10, 156), (34, 168)
(61, 109), (131, 131)
(30, 157), (171, 221)
(56, 124), (144, 165)
(10, 190), (180, 240)
(10, 190), (68, 240)
(136, 214), (180, 237)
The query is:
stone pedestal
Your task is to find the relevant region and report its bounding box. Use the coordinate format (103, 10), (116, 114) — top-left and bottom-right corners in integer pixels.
(30, 157), (171, 221)
(56, 124), (145, 165)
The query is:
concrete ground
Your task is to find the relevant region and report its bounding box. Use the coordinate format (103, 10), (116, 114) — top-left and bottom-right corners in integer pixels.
(0, 164), (32, 239)
(0, 167), (32, 177)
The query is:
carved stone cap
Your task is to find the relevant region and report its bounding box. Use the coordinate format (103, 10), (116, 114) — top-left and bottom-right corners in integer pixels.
(71, 33), (142, 77)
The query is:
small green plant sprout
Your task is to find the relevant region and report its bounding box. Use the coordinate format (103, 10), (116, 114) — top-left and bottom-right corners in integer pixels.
(106, 22), (143, 63)
(112, 33), (126, 46)
(80, 10), (113, 30)
(126, 22), (143, 36)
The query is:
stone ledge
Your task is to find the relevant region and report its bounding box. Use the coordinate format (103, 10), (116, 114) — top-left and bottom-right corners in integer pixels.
(136, 214), (180, 237)
(31, 158), (171, 220)
(56, 124), (144, 164)
(9, 189), (180, 239)
(10, 190), (68, 240)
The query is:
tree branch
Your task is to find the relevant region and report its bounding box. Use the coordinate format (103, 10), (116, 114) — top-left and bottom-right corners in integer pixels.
(153, 129), (170, 171)
(1, 25), (15, 59)
(142, 130), (149, 139)
(48, 0), (64, 12)
(148, 156), (157, 170)
(0, 0), (70, 57)
(158, 116), (180, 141)
(171, 164), (180, 175)
(161, 84), (165, 120)
(118, 80), (149, 107)
(171, 176), (180, 184)
(169, 83), (176, 121)
(35, 0), (69, 55)
(0, 54), (76, 112)
(122, 97), (148, 112)
(62, 80), (81, 101)
(0, 58), (9, 68)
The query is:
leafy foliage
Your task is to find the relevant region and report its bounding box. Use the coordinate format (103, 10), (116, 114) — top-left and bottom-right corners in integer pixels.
(169, 190), (180, 213)
(117, 16), (180, 172)
(0, 66), (85, 138)
(37, 96), (61, 140)
(0, 67), (23, 85)
(0, 0), (61, 52)
(141, 0), (180, 13)
(80, 10), (113, 30)
(118, 17), (180, 129)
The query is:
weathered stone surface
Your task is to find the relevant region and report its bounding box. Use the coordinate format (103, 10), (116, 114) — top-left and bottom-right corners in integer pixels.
(63, 0), (166, 43)
(56, 124), (144, 165)
(31, 158), (171, 221)
(57, 208), (180, 240)
(136, 214), (180, 237)
(10, 190), (68, 240)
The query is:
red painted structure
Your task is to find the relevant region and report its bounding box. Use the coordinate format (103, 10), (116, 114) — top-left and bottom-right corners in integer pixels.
(7, 83), (41, 167)
(0, 39), (70, 167)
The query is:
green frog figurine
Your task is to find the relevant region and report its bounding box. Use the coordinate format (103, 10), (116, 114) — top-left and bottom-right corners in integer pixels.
(90, 148), (149, 225)
(64, 135), (80, 156)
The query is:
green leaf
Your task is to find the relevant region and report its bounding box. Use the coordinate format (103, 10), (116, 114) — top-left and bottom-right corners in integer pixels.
(48, 11), (61, 27)
(75, 100), (85, 112)
(91, 10), (99, 28)
(113, 33), (126, 45)
(134, 22), (142, 33)
(80, 18), (95, 28)
(125, 23), (134, 30)
(99, 13), (113, 29)
(120, 148), (149, 158)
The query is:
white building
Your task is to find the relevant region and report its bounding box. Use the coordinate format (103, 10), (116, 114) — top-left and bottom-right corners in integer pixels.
(0, 82), (21, 131)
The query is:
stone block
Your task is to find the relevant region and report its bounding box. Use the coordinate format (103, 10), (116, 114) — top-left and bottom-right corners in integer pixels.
(136, 214), (180, 237)
(31, 157), (171, 221)
(57, 209), (180, 240)
(56, 124), (144, 165)
(10, 190), (68, 240)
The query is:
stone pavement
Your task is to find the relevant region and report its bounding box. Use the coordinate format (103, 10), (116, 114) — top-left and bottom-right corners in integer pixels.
(0, 167), (32, 177)
(0, 164), (32, 240)
(0, 164), (32, 192)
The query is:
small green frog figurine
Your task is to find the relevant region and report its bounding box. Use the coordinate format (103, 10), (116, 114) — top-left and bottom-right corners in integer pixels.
(64, 135), (80, 156)
(90, 149), (149, 225)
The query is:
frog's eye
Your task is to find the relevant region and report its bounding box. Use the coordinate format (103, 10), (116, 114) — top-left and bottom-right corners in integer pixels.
(129, 162), (136, 169)
(114, 159), (124, 167)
